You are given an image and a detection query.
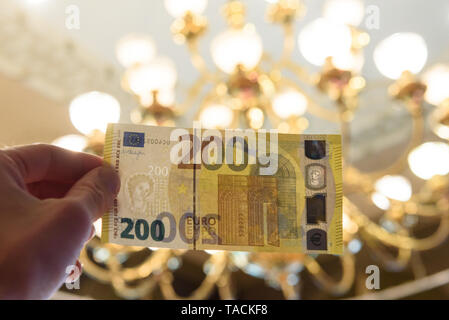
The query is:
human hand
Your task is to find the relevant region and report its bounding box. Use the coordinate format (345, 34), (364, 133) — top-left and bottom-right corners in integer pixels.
(0, 144), (120, 299)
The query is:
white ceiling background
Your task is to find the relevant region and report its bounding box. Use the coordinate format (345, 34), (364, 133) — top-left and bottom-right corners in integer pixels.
(9, 0), (449, 160)
(19, 0), (449, 79)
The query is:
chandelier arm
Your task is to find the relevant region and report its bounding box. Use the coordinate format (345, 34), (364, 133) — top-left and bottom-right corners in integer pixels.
(80, 247), (161, 299)
(119, 249), (174, 281)
(279, 272), (300, 300)
(260, 52), (276, 66)
(79, 246), (115, 284)
(107, 255), (159, 299)
(303, 252), (355, 296)
(173, 76), (209, 116)
(266, 57), (343, 124)
(413, 203), (447, 217)
(302, 91), (341, 123)
(341, 166), (371, 195)
(159, 252), (230, 300)
(366, 100), (424, 180)
(193, 89), (219, 120)
(159, 270), (216, 300)
(81, 244), (173, 283)
(347, 267), (449, 300)
(186, 40), (214, 80)
(265, 101), (284, 129)
(410, 251), (428, 279)
(278, 76), (341, 123)
(79, 239), (151, 283)
(346, 198), (449, 251)
(192, 84), (242, 129)
(282, 59), (315, 85)
(109, 243), (147, 253)
(361, 228), (412, 272)
(278, 23), (295, 66)
(216, 268), (235, 299)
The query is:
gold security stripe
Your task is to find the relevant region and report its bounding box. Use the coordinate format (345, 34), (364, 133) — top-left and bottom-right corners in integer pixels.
(330, 135), (343, 254)
(101, 123), (115, 243)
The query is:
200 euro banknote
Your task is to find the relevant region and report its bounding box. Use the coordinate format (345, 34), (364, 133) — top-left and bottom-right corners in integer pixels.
(102, 123), (343, 254)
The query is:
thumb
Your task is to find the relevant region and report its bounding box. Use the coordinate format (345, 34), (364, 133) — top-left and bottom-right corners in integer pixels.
(65, 165), (120, 222)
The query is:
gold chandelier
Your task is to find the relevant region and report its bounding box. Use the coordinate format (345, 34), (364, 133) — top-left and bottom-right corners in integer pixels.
(53, 0), (449, 299)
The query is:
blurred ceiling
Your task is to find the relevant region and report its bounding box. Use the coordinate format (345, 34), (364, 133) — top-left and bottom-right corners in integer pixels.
(18, 0), (449, 79)
(2, 0), (449, 156)
(0, 74), (76, 146)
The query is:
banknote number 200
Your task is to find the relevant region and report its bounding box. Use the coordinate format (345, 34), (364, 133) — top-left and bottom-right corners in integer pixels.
(120, 218), (165, 241)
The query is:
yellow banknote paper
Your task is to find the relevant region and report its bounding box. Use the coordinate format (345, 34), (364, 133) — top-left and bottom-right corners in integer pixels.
(102, 123), (343, 254)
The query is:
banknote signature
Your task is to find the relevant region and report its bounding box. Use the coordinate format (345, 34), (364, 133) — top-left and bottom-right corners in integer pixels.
(122, 148), (146, 160)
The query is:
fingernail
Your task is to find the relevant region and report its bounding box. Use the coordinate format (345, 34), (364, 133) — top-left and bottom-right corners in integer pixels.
(99, 165), (120, 195)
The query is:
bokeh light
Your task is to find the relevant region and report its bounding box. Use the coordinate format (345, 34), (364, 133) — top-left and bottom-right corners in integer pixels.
(116, 34), (156, 68)
(423, 64), (449, 106)
(69, 91), (121, 135)
(52, 134), (88, 152)
(323, 0), (365, 26)
(373, 33), (427, 79)
(272, 88), (308, 119)
(374, 175), (412, 202)
(211, 24), (263, 74)
(298, 18), (353, 67)
(199, 104), (234, 129)
(408, 142), (449, 179)
(125, 56), (177, 96)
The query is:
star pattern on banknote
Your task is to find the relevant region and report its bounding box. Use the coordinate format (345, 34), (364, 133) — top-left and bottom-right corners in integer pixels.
(178, 183), (187, 195)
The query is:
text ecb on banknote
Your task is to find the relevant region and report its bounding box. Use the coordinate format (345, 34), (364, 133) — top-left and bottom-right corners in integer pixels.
(102, 123), (343, 254)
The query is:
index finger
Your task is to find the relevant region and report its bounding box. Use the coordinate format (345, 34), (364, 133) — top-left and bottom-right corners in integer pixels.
(3, 144), (104, 184)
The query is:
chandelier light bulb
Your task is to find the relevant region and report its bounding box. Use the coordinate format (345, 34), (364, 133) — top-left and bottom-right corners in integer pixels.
(199, 104), (234, 129)
(430, 106), (449, 140)
(422, 64), (449, 106)
(332, 50), (364, 73)
(374, 175), (412, 202)
(371, 192), (391, 210)
(323, 0), (365, 26)
(248, 107), (264, 129)
(272, 89), (308, 119)
(139, 89), (175, 107)
(298, 18), (353, 67)
(125, 56), (177, 96)
(116, 34), (157, 68)
(408, 142), (449, 179)
(373, 32), (428, 80)
(69, 91), (121, 135)
(164, 0), (207, 18)
(211, 24), (263, 74)
(52, 134), (88, 152)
